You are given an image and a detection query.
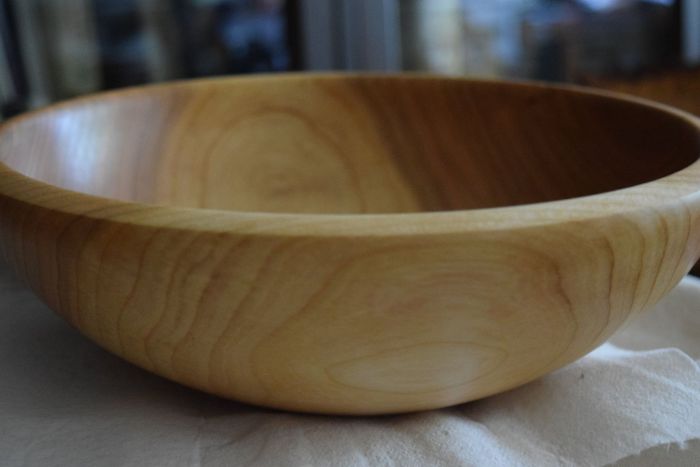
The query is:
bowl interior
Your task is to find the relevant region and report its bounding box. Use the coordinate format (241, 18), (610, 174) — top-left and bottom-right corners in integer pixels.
(1, 76), (699, 214)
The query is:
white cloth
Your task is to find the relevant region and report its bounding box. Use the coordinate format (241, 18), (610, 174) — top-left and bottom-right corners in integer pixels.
(0, 262), (698, 467)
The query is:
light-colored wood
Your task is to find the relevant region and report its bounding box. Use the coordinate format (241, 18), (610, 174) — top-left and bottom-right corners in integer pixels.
(590, 68), (700, 276)
(1, 74), (700, 415)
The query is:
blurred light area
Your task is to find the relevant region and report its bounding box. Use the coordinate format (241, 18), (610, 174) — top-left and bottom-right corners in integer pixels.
(579, 0), (623, 9)
(578, 0), (673, 10)
(0, 0), (292, 117)
(401, 0), (539, 76)
(0, 0), (696, 119)
(685, 0), (700, 64)
(401, 0), (680, 80)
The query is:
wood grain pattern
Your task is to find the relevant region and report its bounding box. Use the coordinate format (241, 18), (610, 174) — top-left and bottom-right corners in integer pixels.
(1, 74), (700, 415)
(590, 67), (700, 275)
(590, 67), (700, 117)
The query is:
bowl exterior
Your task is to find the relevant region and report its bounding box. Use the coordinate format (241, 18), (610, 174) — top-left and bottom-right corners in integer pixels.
(2, 178), (700, 414)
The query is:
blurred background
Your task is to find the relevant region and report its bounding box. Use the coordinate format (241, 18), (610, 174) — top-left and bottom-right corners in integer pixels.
(0, 0), (699, 120)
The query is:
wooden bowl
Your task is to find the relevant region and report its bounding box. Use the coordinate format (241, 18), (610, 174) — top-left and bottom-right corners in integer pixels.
(1, 75), (699, 415)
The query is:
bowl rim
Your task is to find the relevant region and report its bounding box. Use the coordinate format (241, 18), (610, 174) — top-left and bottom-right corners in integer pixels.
(1, 72), (700, 238)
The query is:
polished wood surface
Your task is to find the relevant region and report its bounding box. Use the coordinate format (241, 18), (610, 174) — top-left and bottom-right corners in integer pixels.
(590, 67), (700, 276)
(591, 67), (700, 117)
(1, 75), (699, 414)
